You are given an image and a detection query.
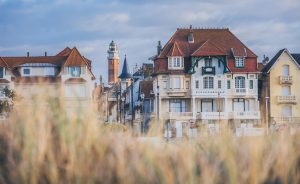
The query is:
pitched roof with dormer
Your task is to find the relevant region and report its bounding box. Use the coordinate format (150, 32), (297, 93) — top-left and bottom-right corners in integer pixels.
(0, 47), (95, 79)
(154, 27), (258, 74)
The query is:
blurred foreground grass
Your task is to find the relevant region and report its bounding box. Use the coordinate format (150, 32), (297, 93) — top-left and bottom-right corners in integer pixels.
(0, 95), (299, 184)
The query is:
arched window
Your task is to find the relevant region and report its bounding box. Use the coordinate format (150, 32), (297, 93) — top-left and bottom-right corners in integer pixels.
(235, 76), (245, 88)
(203, 76), (214, 89)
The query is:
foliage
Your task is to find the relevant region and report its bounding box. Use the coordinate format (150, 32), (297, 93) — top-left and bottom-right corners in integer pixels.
(0, 86), (16, 115)
(0, 94), (299, 183)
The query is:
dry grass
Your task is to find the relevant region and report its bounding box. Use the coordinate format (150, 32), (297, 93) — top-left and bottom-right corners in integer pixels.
(0, 94), (299, 184)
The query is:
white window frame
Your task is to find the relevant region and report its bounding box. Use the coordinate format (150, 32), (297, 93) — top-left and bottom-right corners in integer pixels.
(235, 57), (245, 67)
(235, 76), (245, 89)
(203, 77), (214, 89)
(169, 57), (183, 69)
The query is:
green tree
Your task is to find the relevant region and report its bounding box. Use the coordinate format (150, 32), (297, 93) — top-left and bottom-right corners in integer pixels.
(0, 86), (16, 116)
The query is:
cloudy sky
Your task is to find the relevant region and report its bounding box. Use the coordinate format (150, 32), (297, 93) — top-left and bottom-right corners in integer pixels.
(0, 0), (299, 83)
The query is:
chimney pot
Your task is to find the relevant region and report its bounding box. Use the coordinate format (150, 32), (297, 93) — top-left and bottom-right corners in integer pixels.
(27, 52), (29, 57)
(45, 52), (47, 56)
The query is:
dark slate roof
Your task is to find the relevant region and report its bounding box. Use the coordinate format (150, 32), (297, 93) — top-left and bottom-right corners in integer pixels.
(291, 54), (300, 65)
(118, 56), (132, 79)
(261, 49), (285, 73)
(261, 49), (300, 73)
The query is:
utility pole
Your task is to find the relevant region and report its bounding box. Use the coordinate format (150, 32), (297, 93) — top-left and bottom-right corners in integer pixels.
(131, 78), (134, 129)
(156, 79), (160, 120)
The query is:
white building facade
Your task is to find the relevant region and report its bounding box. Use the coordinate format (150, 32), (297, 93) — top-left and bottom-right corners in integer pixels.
(153, 28), (261, 137)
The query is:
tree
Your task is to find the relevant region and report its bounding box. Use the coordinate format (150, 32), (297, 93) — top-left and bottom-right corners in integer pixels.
(0, 86), (16, 117)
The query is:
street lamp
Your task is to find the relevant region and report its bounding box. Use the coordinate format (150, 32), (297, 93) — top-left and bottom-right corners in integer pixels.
(156, 80), (160, 120)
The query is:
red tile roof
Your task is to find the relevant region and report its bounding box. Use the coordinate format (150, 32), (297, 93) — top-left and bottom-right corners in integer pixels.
(158, 28), (256, 59)
(155, 28), (258, 73)
(0, 47), (96, 80)
(56, 47), (72, 56)
(166, 42), (184, 57)
(191, 40), (226, 56)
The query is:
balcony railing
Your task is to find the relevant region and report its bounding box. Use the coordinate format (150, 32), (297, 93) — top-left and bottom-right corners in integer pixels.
(202, 67), (215, 75)
(162, 112), (193, 120)
(279, 76), (293, 84)
(228, 111), (260, 119)
(277, 96), (297, 104)
(166, 89), (190, 97)
(197, 112), (227, 120)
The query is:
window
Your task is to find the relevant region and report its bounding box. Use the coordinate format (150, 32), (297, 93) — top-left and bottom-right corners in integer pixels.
(0, 67), (4, 78)
(203, 76), (214, 89)
(68, 66), (81, 77)
(205, 58), (212, 67)
(249, 80), (253, 89)
(227, 80), (231, 89)
(195, 81), (199, 89)
(235, 57), (245, 67)
(169, 99), (186, 112)
(185, 81), (189, 89)
(173, 57), (181, 67)
(281, 86), (291, 95)
(218, 80), (222, 89)
(173, 77), (181, 89)
(282, 65), (289, 76)
(163, 81), (167, 89)
(23, 68), (31, 76)
(235, 76), (245, 88)
(233, 98), (245, 112)
(281, 105), (292, 117)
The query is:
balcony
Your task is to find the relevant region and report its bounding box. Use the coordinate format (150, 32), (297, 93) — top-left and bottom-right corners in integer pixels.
(228, 111), (260, 119)
(227, 88), (256, 97)
(279, 76), (293, 84)
(197, 112), (227, 120)
(166, 89), (190, 97)
(202, 67), (215, 75)
(277, 96), (297, 104)
(162, 112), (193, 120)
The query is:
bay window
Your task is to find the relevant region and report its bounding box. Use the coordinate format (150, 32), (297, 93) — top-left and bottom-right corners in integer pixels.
(169, 99), (187, 112)
(168, 57), (183, 69)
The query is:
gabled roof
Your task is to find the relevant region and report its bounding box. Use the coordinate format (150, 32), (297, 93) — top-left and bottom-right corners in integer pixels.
(0, 57), (9, 68)
(64, 47), (89, 66)
(261, 49), (300, 73)
(166, 42), (184, 57)
(119, 56), (132, 79)
(191, 40), (226, 56)
(56, 47), (72, 56)
(158, 28), (257, 59)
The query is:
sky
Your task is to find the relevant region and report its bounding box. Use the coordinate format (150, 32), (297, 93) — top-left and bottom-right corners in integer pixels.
(0, 0), (300, 83)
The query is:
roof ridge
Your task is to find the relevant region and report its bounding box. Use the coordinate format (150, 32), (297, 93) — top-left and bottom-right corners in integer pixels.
(177, 27), (229, 30)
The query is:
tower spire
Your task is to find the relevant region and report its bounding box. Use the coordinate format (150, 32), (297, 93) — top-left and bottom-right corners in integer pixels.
(119, 55), (132, 79)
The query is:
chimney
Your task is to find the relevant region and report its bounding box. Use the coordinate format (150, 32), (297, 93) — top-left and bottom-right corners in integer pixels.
(99, 75), (103, 85)
(262, 55), (269, 65)
(45, 52), (47, 56)
(188, 25), (194, 43)
(157, 41), (162, 55)
(27, 52), (29, 57)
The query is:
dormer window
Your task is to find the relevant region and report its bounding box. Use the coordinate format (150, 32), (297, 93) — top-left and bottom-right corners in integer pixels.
(168, 57), (183, 69)
(235, 57), (245, 68)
